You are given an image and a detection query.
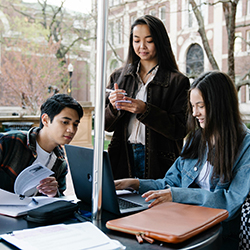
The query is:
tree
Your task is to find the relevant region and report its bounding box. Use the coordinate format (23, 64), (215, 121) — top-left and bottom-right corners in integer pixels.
(0, 0), (92, 112)
(189, 0), (250, 89)
(9, 0), (93, 62)
(0, 37), (68, 114)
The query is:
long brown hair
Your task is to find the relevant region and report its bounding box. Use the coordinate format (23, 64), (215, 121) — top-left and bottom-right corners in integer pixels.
(115, 15), (179, 86)
(182, 71), (245, 182)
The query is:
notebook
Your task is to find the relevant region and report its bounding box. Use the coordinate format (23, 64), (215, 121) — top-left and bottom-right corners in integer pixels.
(64, 145), (149, 215)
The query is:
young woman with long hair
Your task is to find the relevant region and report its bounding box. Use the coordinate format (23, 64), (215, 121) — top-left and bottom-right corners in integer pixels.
(115, 71), (250, 249)
(105, 15), (189, 180)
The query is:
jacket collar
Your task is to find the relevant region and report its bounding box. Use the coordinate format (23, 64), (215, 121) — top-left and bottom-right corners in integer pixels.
(124, 62), (170, 88)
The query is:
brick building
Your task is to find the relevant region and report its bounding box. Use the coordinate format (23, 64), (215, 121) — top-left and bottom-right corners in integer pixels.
(88, 0), (250, 122)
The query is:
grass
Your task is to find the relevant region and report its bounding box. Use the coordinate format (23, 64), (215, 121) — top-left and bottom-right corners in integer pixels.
(92, 136), (110, 151)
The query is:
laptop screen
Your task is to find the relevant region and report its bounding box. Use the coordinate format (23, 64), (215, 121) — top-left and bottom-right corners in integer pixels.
(64, 145), (120, 214)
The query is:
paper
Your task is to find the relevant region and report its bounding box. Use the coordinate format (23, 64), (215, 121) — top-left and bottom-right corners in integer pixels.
(0, 222), (126, 250)
(116, 190), (134, 196)
(0, 188), (32, 206)
(0, 196), (61, 217)
(14, 162), (54, 196)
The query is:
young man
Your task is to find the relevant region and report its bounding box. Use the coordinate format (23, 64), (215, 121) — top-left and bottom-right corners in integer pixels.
(0, 94), (83, 197)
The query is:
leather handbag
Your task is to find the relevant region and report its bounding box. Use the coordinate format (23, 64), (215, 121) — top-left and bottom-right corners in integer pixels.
(106, 202), (228, 244)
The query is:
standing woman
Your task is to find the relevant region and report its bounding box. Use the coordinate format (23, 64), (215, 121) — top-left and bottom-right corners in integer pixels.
(105, 15), (190, 180)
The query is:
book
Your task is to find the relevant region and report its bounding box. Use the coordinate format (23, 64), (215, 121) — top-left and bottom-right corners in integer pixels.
(14, 162), (54, 196)
(0, 162), (57, 217)
(0, 222), (125, 250)
(0, 193), (62, 217)
(0, 188), (32, 206)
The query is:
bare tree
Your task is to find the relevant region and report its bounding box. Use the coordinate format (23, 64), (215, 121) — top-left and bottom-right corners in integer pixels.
(7, 0), (93, 62)
(189, 0), (250, 89)
(0, 38), (68, 114)
(189, 0), (219, 71)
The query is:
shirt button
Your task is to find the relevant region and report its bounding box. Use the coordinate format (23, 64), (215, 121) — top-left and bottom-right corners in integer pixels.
(194, 167), (198, 172)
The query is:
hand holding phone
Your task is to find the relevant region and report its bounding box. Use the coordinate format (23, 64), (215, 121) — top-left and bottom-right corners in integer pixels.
(115, 100), (132, 110)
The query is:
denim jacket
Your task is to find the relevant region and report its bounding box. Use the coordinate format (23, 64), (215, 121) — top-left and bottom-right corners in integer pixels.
(139, 126), (250, 221)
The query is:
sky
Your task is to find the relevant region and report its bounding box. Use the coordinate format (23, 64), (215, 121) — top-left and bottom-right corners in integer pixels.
(23, 0), (92, 13)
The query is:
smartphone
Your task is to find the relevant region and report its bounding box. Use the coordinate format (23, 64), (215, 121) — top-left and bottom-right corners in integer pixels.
(115, 100), (132, 103)
(115, 100), (131, 110)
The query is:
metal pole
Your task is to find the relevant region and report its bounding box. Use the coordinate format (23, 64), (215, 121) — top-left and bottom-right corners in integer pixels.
(92, 0), (108, 222)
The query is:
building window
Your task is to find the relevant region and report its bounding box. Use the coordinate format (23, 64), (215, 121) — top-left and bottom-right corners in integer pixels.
(130, 15), (136, 26)
(159, 6), (166, 23)
(109, 22), (115, 45)
(234, 32), (242, 53)
(186, 43), (204, 77)
(248, 85), (250, 103)
(247, 30), (250, 52)
(187, 0), (208, 27)
(188, 1), (193, 28)
(110, 0), (121, 7)
(236, 0), (242, 18)
(248, 0), (250, 15)
(110, 59), (119, 72)
(149, 9), (156, 16)
(117, 19), (122, 44)
(243, 75), (250, 103)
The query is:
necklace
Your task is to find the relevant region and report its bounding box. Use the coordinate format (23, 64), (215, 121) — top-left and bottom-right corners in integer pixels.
(142, 64), (158, 81)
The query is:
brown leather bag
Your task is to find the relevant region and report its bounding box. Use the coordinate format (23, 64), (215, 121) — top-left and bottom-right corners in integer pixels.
(106, 202), (228, 244)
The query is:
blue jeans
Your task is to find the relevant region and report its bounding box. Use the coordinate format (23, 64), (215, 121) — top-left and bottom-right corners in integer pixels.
(130, 143), (145, 178)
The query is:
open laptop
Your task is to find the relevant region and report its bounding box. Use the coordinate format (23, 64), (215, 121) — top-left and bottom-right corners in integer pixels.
(64, 144), (149, 215)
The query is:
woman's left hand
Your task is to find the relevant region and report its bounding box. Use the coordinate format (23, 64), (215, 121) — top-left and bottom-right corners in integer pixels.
(115, 97), (147, 114)
(142, 189), (172, 208)
(37, 177), (58, 197)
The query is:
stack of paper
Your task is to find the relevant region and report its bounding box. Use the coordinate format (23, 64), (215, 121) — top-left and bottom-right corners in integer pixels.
(0, 222), (126, 250)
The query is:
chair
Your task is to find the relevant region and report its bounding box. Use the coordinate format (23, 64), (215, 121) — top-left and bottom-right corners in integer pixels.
(239, 193), (250, 249)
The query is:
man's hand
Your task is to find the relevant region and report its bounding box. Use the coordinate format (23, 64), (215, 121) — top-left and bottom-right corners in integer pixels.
(142, 189), (172, 208)
(37, 177), (58, 197)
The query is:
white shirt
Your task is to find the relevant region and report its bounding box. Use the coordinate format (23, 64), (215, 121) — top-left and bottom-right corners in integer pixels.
(128, 63), (159, 145)
(196, 161), (212, 191)
(33, 141), (57, 170)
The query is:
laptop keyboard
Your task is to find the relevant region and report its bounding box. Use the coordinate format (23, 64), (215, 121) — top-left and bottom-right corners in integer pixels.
(118, 198), (142, 209)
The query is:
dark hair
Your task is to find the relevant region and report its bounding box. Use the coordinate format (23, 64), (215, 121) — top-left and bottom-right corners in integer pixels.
(182, 71), (245, 182)
(128, 15), (178, 71)
(39, 94), (83, 128)
(115, 15), (179, 86)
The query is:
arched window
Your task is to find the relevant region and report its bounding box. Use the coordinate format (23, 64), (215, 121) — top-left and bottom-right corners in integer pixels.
(186, 43), (204, 77)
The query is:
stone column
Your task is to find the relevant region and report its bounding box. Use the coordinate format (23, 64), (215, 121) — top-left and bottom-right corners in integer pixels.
(69, 102), (94, 148)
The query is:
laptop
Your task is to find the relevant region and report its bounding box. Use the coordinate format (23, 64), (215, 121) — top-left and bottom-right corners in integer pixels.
(64, 144), (150, 215)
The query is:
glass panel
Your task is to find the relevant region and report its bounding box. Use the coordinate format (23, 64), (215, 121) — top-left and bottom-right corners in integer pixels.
(234, 32), (242, 53)
(247, 30), (250, 52)
(159, 6), (166, 22)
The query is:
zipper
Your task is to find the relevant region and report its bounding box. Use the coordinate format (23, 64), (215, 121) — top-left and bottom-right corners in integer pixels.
(106, 224), (154, 244)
